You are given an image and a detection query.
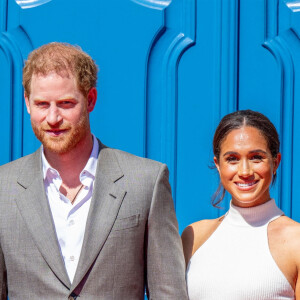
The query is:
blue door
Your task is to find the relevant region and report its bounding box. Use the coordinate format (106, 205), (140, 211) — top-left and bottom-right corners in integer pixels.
(1, 0), (300, 298)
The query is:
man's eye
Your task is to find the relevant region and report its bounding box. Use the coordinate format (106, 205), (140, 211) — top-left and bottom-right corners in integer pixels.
(36, 102), (48, 107)
(59, 101), (74, 107)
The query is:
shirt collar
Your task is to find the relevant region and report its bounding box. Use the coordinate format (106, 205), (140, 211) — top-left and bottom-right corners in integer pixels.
(42, 134), (99, 182)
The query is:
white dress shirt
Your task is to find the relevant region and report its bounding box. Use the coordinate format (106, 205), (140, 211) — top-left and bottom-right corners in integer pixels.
(42, 135), (99, 283)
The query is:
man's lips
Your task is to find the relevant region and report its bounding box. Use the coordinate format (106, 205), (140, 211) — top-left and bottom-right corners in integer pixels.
(44, 129), (69, 136)
(234, 180), (259, 190)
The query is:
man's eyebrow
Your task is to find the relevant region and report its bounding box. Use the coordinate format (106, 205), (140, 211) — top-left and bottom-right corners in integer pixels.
(33, 98), (47, 102)
(58, 97), (76, 101)
(33, 97), (76, 101)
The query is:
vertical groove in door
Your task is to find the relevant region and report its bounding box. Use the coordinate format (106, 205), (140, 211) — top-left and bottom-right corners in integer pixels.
(0, 0), (8, 32)
(212, 0), (239, 214)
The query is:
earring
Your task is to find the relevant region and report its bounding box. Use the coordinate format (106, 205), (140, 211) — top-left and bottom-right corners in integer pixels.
(273, 171), (276, 175)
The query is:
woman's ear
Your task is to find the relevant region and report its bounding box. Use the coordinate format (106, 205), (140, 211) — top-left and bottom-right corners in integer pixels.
(273, 153), (281, 173)
(214, 156), (220, 173)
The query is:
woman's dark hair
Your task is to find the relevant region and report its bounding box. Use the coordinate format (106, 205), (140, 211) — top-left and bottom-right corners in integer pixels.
(212, 109), (280, 207)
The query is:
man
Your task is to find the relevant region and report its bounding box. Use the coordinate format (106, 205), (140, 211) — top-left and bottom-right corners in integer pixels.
(0, 42), (188, 299)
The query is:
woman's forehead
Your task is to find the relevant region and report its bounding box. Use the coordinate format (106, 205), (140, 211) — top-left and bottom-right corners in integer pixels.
(220, 126), (268, 152)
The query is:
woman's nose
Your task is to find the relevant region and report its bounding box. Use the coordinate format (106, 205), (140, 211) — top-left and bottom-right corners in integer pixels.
(238, 159), (253, 177)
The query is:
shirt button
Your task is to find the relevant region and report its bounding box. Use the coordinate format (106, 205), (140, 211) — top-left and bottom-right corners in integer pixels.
(70, 256), (75, 262)
(68, 220), (75, 226)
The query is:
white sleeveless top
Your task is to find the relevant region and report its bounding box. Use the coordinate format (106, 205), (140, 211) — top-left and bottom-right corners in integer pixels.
(186, 199), (295, 299)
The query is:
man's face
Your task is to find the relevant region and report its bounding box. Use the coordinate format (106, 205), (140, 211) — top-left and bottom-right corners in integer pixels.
(25, 72), (96, 154)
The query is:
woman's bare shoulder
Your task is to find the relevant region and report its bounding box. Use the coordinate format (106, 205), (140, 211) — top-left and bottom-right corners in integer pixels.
(271, 215), (300, 236)
(269, 216), (300, 265)
(181, 216), (224, 266)
(270, 215), (300, 245)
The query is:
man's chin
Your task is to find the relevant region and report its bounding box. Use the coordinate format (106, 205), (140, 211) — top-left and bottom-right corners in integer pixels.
(39, 137), (76, 154)
(43, 143), (73, 154)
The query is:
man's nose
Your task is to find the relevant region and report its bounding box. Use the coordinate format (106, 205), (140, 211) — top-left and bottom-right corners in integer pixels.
(46, 105), (62, 125)
(238, 159), (253, 177)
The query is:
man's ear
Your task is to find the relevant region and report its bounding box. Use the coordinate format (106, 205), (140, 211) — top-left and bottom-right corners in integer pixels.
(87, 87), (97, 112)
(24, 93), (31, 114)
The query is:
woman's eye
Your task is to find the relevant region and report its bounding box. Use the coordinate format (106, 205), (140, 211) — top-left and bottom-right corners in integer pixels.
(226, 156), (238, 163)
(251, 155), (263, 161)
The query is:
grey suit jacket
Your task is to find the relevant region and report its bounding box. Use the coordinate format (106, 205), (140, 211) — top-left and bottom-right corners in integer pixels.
(0, 141), (188, 300)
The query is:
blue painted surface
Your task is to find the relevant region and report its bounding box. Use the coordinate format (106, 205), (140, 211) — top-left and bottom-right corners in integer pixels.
(1, 0), (300, 299)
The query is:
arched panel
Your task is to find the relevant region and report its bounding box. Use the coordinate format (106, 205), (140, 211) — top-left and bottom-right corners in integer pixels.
(146, 0), (196, 200)
(250, 0), (300, 220)
(0, 39), (13, 165)
(262, 1), (295, 217)
(0, 26), (33, 164)
(276, 0), (300, 221)
(176, 0), (239, 230)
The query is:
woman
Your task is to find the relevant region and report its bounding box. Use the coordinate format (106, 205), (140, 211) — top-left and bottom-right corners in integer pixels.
(182, 110), (300, 299)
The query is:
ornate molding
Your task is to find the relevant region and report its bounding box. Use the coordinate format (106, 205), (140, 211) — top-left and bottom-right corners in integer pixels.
(212, 0), (239, 121)
(15, 0), (52, 9)
(285, 1), (300, 12)
(145, 0), (196, 203)
(131, 0), (171, 9)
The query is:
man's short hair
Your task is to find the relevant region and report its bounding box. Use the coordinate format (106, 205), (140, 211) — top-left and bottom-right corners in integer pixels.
(23, 42), (98, 97)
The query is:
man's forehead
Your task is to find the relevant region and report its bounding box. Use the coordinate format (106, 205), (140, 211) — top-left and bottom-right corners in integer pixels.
(30, 71), (78, 91)
(28, 71), (81, 99)
(32, 70), (73, 80)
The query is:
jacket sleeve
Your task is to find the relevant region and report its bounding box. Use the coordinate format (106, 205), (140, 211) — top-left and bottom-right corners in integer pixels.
(0, 243), (7, 300)
(145, 164), (188, 299)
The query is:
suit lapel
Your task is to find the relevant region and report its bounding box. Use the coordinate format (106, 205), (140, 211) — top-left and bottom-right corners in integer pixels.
(15, 148), (71, 288)
(71, 145), (126, 289)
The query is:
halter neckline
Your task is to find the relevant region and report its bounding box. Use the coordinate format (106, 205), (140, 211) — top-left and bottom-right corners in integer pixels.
(226, 199), (283, 227)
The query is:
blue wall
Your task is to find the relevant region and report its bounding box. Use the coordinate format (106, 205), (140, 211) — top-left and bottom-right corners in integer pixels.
(1, 0), (300, 246)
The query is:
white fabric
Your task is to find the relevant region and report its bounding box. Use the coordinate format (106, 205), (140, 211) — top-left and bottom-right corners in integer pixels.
(42, 135), (99, 283)
(186, 199), (295, 299)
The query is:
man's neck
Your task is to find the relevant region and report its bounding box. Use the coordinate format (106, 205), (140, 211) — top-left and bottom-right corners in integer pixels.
(44, 133), (94, 188)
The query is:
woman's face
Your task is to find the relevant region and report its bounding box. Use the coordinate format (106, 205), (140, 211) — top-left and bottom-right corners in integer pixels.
(214, 126), (281, 208)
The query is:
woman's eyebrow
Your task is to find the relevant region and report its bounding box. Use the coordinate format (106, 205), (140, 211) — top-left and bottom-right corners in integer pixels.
(223, 151), (239, 157)
(222, 149), (268, 157)
(249, 149), (268, 154)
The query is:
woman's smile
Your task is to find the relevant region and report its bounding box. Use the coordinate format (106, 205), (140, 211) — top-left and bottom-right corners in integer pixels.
(234, 180), (259, 189)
